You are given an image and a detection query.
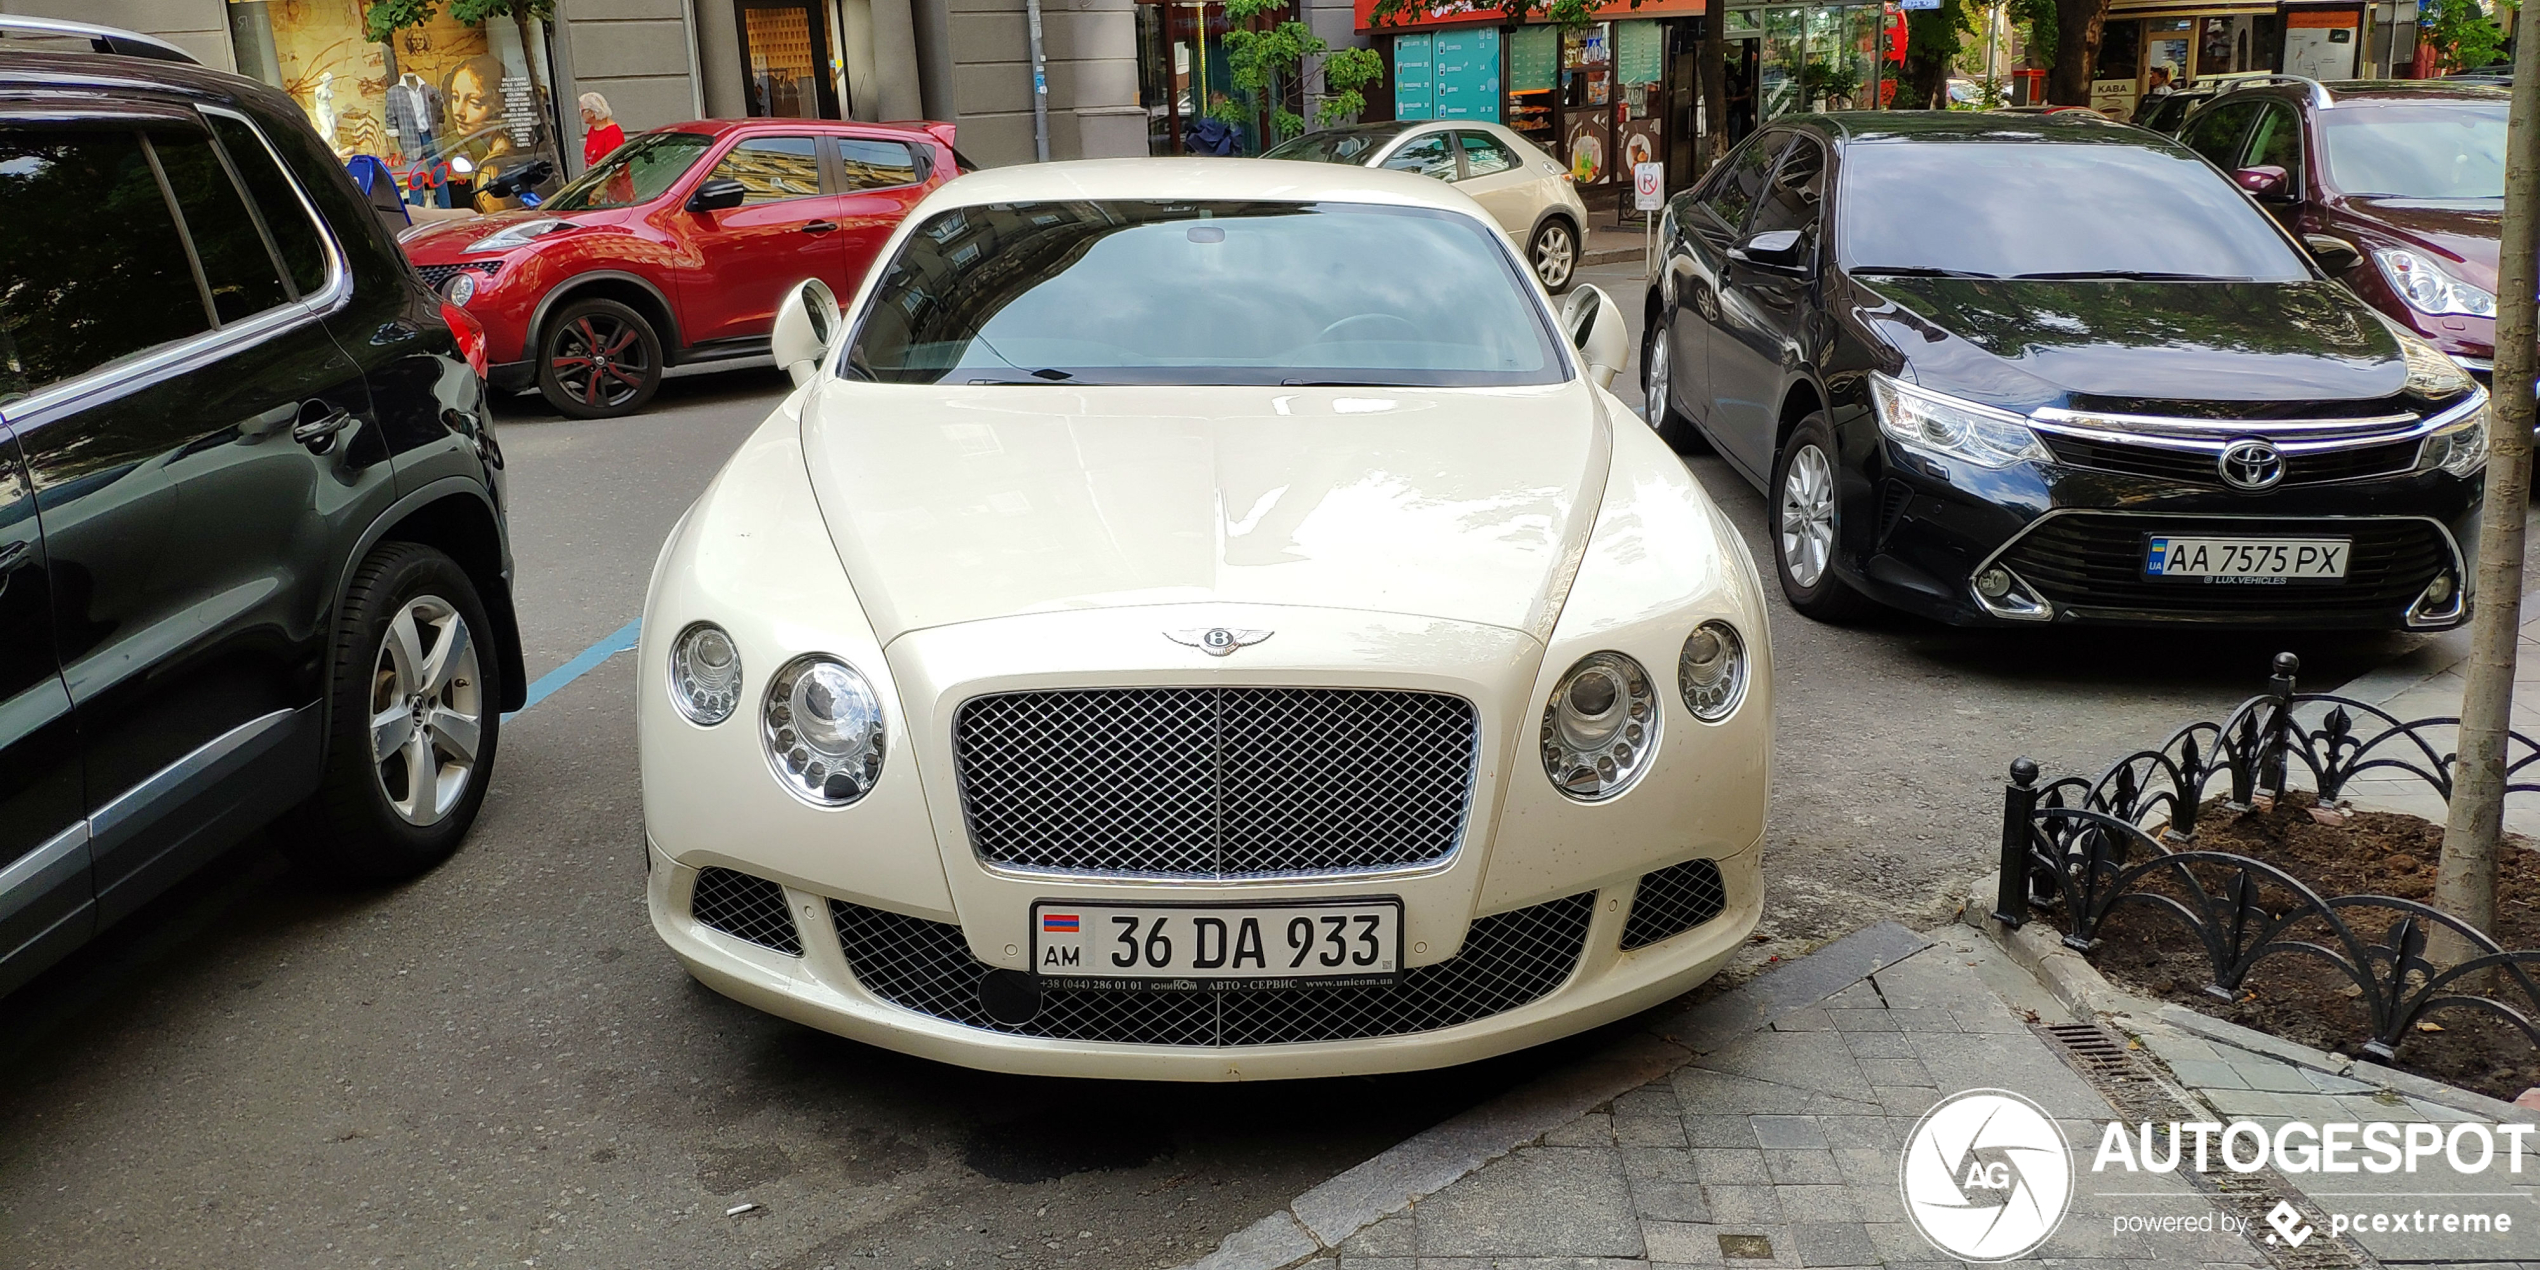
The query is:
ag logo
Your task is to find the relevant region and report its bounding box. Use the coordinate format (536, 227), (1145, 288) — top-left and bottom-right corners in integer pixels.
(1899, 1089), (2073, 1262)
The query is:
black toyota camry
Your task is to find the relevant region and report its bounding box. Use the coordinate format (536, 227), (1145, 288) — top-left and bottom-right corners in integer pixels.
(1642, 112), (2488, 629)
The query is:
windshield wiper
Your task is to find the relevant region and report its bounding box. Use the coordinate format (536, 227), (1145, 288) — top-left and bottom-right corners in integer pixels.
(1281, 378), (1411, 387)
(1850, 266), (1999, 279)
(964, 368), (1076, 385)
(2012, 269), (2236, 281)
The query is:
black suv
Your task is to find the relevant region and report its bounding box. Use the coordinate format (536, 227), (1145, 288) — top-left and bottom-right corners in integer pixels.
(1640, 111), (2487, 629)
(0, 21), (520, 995)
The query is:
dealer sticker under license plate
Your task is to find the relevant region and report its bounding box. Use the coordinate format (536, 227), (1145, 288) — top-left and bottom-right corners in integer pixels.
(2144, 536), (2351, 582)
(1030, 900), (1403, 989)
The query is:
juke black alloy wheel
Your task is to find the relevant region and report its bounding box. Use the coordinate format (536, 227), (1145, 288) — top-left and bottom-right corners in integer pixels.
(537, 296), (662, 419)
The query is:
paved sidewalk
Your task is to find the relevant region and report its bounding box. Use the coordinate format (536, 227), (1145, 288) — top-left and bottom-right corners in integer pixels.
(2325, 591), (2540, 838)
(1290, 935), (2267, 1269)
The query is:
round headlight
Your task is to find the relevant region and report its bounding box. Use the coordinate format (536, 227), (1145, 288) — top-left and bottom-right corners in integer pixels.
(443, 270), (477, 305)
(1678, 622), (1748, 723)
(667, 621), (742, 725)
(1541, 651), (1660, 801)
(762, 655), (886, 805)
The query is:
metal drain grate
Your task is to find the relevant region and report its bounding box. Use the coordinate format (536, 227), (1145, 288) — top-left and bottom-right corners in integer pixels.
(2034, 1023), (2370, 1270)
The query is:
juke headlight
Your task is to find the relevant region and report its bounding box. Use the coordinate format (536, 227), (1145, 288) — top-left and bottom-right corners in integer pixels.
(1542, 651), (1661, 801)
(1869, 373), (2048, 470)
(667, 621), (743, 725)
(763, 655), (886, 805)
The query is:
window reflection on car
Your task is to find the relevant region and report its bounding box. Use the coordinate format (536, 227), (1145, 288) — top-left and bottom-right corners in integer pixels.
(2320, 105), (2505, 199)
(541, 131), (715, 211)
(846, 200), (1566, 387)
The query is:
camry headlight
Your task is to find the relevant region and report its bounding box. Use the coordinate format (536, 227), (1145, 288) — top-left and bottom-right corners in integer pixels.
(1541, 651), (1661, 801)
(2420, 393), (2491, 478)
(1678, 622), (1748, 722)
(2399, 330), (2478, 399)
(1869, 373), (2047, 469)
(667, 621), (743, 725)
(762, 655), (886, 805)
(2374, 247), (2496, 319)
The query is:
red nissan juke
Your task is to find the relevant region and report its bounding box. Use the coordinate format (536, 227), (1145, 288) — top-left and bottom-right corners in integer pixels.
(402, 118), (959, 418)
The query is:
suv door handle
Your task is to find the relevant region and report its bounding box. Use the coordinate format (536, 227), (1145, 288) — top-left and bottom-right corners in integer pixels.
(800, 220), (840, 234)
(0, 539), (29, 574)
(292, 403), (356, 451)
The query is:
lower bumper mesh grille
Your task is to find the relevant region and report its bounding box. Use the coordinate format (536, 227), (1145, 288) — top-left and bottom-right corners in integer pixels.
(1999, 514), (2452, 620)
(1619, 858), (1729, 950)
(691, 867), (801, 955)
(828, 893), (1595, 1046)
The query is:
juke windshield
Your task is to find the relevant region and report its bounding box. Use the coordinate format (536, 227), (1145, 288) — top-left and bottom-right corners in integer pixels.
(1837, 141), (2314, 282)
(844, 200), (1569, 387)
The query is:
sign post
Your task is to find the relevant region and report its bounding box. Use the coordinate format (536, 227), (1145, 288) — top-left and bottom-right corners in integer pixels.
(1634, 161), (1664, 274)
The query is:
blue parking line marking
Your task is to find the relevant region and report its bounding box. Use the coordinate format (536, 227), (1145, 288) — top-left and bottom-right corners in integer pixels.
(506, 618), (641, 720)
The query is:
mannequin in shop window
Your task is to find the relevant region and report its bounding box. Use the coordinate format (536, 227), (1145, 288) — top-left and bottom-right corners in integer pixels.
(387, 72), (436, 194)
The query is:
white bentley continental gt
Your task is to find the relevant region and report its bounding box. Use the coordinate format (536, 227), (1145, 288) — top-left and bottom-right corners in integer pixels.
(638, 159), (1770, 1080)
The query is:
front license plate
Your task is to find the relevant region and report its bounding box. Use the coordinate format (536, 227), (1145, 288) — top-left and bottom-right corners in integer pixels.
(1030, 899), (1403, 990)
(2144, 535), (2351, 583)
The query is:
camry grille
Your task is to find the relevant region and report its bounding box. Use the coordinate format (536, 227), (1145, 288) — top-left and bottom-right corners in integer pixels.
(828, 893), (1593, 1046)
(2039, 434), (2421, 488)
(953, 687), (1479, 878)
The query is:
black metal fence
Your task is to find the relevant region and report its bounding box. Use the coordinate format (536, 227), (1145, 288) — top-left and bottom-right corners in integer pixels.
(1991, 653), (2540, 1062)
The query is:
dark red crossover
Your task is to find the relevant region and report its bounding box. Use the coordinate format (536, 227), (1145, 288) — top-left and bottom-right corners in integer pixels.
(2173, 79), (2508, 383)
(402, 118), (960, 417)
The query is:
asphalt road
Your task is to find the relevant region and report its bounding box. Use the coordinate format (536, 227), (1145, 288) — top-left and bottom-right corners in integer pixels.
(0, 272), (2524, 1269)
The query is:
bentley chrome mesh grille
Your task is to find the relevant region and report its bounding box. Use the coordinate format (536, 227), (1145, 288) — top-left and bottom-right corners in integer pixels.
(953, 688), (1480, 877)
(1618, 858), (1729, 951)
(828, 893), (1594, 1046)
(691, 867), (802, 955)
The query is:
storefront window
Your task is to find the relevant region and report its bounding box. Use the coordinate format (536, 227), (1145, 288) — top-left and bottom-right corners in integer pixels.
(736, 0), (842, 119)
(226, 0), (564, 212)
(1138, 0), (1243, 155)
(1758, 6), (1805, 120)
(1560, 22), (1613, 183)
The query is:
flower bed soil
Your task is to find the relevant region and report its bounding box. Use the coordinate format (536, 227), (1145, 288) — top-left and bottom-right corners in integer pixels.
(2088, 791), (2540, 1103)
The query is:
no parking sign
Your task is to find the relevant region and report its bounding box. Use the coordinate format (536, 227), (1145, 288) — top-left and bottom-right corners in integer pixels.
(1633, 162), (1664, 211)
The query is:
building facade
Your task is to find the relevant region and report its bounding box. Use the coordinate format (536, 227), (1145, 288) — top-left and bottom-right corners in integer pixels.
(0, 0), (1149, 170)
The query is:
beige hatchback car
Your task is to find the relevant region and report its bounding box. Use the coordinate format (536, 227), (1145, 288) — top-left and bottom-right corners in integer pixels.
(1265, 120), (1591, 293)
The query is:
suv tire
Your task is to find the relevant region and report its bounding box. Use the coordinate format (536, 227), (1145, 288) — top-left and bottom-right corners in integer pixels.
(1770, 413), (1875, 622)
(283, 543), (501, 883)
(537, 296), (663, 419)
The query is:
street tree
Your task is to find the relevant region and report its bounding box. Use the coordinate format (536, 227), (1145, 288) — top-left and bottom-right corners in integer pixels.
(2432, 0), (2540, 963)
(1217, 0), (1389, 143)
(363, 0), (553, 44)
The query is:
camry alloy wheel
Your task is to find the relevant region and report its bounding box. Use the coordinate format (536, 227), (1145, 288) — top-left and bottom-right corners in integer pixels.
(1779, 443), (1836, 588)
(1533, 224), (1576, 290)
(550, 314), (651, 411)
(369, 594), (482, 826)
(1644, 328), (1670, 427)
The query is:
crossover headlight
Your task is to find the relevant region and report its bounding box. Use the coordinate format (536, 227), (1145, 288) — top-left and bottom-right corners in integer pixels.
(1869, 373), (2047, 469)
(1677, 622), (1748, 723)
(2374, 247), (2496, 319)
(667, 621), (743, 725)
(762, 655), (886, 805)
(2399, 330), (2479, 399)
(2420, 393), (2492, 478)
(1541, 651), (1661, 801)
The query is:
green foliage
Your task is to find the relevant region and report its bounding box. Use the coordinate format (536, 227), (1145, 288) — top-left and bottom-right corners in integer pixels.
(363, 0), (555, 43)
(1220, 0), (1323, 142)
(1802, 56), (1863, 105)
(1317, 46), (1387, 127)
(1901, 0), (1980, 106)
(2424, 0), (2506, 71)
(2007, 0), (2057, 68)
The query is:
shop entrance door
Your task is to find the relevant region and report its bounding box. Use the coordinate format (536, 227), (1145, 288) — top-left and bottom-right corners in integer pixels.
(736, 0), (842, 119)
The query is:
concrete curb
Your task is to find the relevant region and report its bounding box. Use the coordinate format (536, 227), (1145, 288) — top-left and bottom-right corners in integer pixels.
(1959, 890), (2539, 1126)
(1177, 920), (1935, 1270)
(1577, 245), (1644, 270)
(2325, 584), (2540, 708)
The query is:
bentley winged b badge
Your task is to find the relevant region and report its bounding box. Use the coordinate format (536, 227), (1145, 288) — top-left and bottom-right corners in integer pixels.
(1166, 627), (1273, 657)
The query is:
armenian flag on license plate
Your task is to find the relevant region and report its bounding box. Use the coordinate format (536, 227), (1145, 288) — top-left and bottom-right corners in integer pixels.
(1041, 913), (1079, 933)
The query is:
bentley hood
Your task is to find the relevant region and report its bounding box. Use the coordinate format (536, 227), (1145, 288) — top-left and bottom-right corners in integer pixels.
(795, 381), (1611, 643)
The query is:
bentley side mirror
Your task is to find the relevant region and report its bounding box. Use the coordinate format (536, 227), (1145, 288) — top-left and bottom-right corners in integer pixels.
(1728, 228), (1810, 274)
(1559, 284), (1631, 390)
(771, 276), (841, 387)
(686, 177), (748, 214)
(2233, 165), (2293, 201)
(2302, 233), (2361, 273)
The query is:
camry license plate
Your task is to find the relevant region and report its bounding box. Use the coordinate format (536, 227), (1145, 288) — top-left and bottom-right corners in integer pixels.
(2144, 536), (2350, 583)
(1030, 899), (1403, 989)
